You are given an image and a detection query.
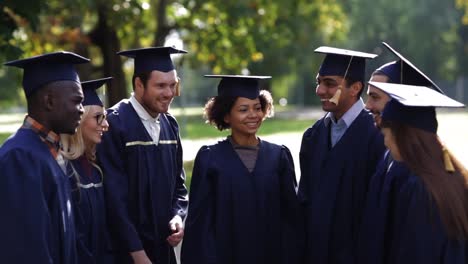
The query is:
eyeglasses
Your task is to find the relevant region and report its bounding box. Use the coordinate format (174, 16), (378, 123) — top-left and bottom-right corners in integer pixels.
(94, 113), (107, 125)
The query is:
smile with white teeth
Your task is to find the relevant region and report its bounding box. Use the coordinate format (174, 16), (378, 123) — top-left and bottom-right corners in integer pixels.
(246, 122), (258, 128)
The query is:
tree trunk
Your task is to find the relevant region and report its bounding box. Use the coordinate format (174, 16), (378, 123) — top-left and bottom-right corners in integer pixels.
(89, 3), (127, 107)
(457, 23), (468, 104)
(153, 0), (171, 46)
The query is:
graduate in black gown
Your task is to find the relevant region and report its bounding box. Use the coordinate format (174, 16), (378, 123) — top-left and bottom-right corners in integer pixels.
(97, 47), (188, 264)
(0, 52), (89, 263)
(359, 42), (453, 263)
(367, 82), (467, 263)
(181, 75), (304, 264)
(297, 47), (386, 264)
(61, 77), (114, 263)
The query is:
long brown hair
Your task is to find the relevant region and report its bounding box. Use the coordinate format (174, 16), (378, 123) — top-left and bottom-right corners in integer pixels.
(382, 121), (468, 240)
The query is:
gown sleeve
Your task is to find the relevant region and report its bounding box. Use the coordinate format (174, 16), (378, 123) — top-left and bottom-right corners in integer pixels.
(75, 228), (94, 263)
(279, 145), (305, 263)
(97, 120), (143, 252)
(181, 146), (216, 264)
(169, 116), (189, 220)
(0, 149), (54, 263)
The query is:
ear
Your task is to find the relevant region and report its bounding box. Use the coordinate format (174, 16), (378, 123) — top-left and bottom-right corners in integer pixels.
(350, 81), (363, 97)
(43, 91), (54, 112)
(135, 77), (145, 91)
(223, 113), (230, 125)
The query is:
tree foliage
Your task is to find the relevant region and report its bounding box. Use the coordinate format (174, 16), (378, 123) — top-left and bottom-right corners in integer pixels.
(456, 0), (468, 24)
(344, 0), (463, 81)
(1, 0), (466, 107)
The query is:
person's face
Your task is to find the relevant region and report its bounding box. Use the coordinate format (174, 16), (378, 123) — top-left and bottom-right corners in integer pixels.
(224, 97), (264, 138)
(135, 70), (178, 117)
(50, 81), (84, 134)
(315, 74), (356, 117)
(365, 74), (391, 127)
(381, 127), (402, 161)
(81, 105), (109, 146)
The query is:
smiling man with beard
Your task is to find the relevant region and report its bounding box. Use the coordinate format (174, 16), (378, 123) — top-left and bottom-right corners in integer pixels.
(298, 46), (386, 264)
(358, 42), (450, 264)
(97, 47), (188, 264)
(0, 51), (89, 263)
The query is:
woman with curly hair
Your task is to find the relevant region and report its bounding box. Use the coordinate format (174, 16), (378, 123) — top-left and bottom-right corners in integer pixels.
(181, 75), (304, 264)
(61, 77), (114, 264)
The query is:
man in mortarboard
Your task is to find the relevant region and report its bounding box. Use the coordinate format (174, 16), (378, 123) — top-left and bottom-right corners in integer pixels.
(358, 43), (456, 263)
(0, 51), (90, 263)
(297, 47), (386, 264)
(365, 42), (444, 127)
(97, 47), (188, 264)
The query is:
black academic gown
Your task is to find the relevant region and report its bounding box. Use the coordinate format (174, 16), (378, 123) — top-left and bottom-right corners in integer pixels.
(298, 109), (385, 264)
(97, 99), (188, 264)
(181, 139), (305, 264)
(69, 156), (113, 264)
(358, 156), (466, 263)
(0, 128), (77, 263)
(357, 150), (400, 264)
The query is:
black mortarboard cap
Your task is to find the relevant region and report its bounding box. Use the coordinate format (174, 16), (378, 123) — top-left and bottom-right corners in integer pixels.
(370, 82), (465, 133)
(315, 46), (377, 83)
(4, 51), (90, 97)
(205, 75), (272, 99)
(81, 77), (113, 106)
(376, 42), (443, 93)
(117, 46), (187, 74)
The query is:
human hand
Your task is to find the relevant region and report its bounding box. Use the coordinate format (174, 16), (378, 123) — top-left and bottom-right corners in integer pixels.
(130, 250), (152, 264)
(166, 215), (184, 247)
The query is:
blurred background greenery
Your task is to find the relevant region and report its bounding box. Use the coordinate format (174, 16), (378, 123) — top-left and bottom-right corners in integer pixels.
(1, 0), (467, 111)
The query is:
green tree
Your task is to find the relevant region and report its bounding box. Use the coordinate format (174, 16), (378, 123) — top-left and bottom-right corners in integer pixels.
(170, 0), (347, 105)
(0, 1), (43, 107)
(456, 0), (468, 24)
(2, 0), (349, 107)
(346, 0), (460, 79)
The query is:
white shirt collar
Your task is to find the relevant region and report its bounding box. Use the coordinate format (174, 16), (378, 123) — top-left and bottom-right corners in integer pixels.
(324, 98), (364, 127)
(130, 94), (160, 122)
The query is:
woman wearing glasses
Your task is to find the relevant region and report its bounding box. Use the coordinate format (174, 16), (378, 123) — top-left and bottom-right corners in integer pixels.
(61, 77), (114, 264)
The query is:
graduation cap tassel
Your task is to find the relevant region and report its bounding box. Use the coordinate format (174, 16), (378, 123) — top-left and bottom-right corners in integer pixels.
(329, 88), (342, 105)
(175, 79), (181, 96)
(442, 147), (455, 173)
(329, 55), (354, 106)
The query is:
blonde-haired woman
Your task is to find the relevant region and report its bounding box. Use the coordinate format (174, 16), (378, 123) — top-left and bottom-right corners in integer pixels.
(61, 77), (114, 264)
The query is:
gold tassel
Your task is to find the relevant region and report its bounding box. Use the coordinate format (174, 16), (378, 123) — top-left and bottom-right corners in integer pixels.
(329, 87), (342, 105)
(443, 147), (455, 172)
(175, 80), (181, 96)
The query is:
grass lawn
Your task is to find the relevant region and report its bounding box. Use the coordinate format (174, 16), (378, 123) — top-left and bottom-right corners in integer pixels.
(179, 115), (313, 139)
(0, 133), (11, 145)
(0, 107), (316, 191)
(0, 116), (313, 144)
(183, 160), (195, 191)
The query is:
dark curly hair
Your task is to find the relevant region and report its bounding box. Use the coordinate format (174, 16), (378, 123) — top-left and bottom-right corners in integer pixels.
(203, 90), (274, 131)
